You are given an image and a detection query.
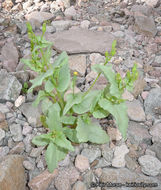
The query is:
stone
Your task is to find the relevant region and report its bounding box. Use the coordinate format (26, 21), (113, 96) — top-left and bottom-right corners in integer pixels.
(155, 55), (161, 65)
(94, 168), (102, 178)
(54, 166), (80, 190)
(0, 104), (10, 113)
(0, 128), (5, 142)
(146, 0), (160, 7)
(112, 144), (129, 168)
(127, 121), (151, 145)
(69, 55), (86, 76)
(51, 20), (72, 31)
(149, 123), (161, 143)
(15, 95), (25, 108)
(89, 53), (105, 66)
(25, 11), (54, 25)
(28, 169), (58, 190)
(23, 134), (34, 153)
(113, 31), (125, 38)
(23, 160), (35, 171)
(122, 90), (134, 101)
(0, 155), (26, 190)
(145, 149), (156, 157)
(150, 142), (161, 161)
(72, 181), (87, 190)
(22, 124), (32, 136)
(0, 70), (22, 103)
(83, 170), (96, 188)
(94, 158), (111, 168)
(19, 102), (42, 127)
(64, 6), (76, 17)
(1, 40), (19, 72)
(46, 29), (115, 54)
(101, 144), (114, 163)
(9, 123), (23, 142)
(138, 155), (161, 176)
(81, 147), (101, 163)
(126, 100), (145, 122)
(0, 120), (8, 131)
(80, 20), (90, 29)
(125, 154), (138, 171)
(0, 146), (9, 158)
(46, 26), (56, 34)
(30, 147), (44, 158)
(144, 88), (161, 119)
(75, 155), (90, 172)
(107, 127), (122, 141)
(0, 112), (5, 122)
(9, 142), (25, 154)
(100, 167), (160, 188)
(132, 77), (146, 98)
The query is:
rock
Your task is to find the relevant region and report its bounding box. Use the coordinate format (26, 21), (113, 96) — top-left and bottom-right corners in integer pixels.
(64, 6), (76, 18)
(89, 53), (105, 66)
(46, 26), (56, 34)
(58, 154), (70, 167)
(0, 120), (8, 131)
(0, 128), (5, 142)
(145, 0), (160, 7)
(113, 31), (125, 38)
(0, 112), (5, 122)
(149, 123), (161, 143)
(83, 170), (96, 188)
(125, 154), (138, 171)
(9, 142), (25, 154)
(132, 77), (146, 98)
(25, 11), (54, 25)
(23, 160), (35, 171)
(28, 169), (58, 190)
(1, 40), (19, 72)
(15, 95), (25, 108)
(150, 142), (161, 161)
(106, 127), (122, 141)
(112, 144), (129, 168)
(54, 166), (80, 190)
(122, 90), (134, 101)
(23, 134), (34, 153)
(127, 121), (152, 145)
(0, 146), (9, 158)
(51, 20), (72, 31)
(30, 147), (44, 158)
(138, 155), (161, 176)
(126, 100), (145, 122)
(100, 167), (160, 188)
(0, 104), (10, 113)
(101, 144), (114, 163)
(144, 88), (161, 119)
(69, 55), (86, 76)
(46, 29), (115, 54)
(154, 55), (161, 66)
(0, 155), (26, 190)
(94, 168), (102, 178)
(22, 124), (32, 136)
(81, 147), (101, 163)
(0, 70), (22, 103)
(80, 20), (90, 29)
(19, 102), (42, 127)
(75, 155), (90, 172)
(72, 181), (87, 190)
(94, 158), (111, 168)
(9, 123), (23, 142)
(145, 149), (156, 157)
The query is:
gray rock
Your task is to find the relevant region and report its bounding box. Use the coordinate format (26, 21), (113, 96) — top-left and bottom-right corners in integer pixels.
(146, 0), (160, 7)
(138, 155), (161, 176)
(125, 154), (138, 171)
(149, 123), (161, 143)
(83, 170), (96, 188)
(46, 26), (56, 33)
(64, 6), (76, 18)
(80, 20), (90, 29)
(0, 70), (22, 103)
(0, 128), (5, 142)
(144, 88), (161, 119)
(0, 146), (9, 159)
(94, 158), (111, 168)
(81, 147), (101, 163)
(0, 104), (9, 114)
(46, 29), (115, 54)
(58, 154), (70, 167)
(19, 102), (42, 127)
(23, 134), (34, 153)
(155, 56), (161, 65)
(101, 144), (114, 163)
(23, 160), (35, 171)
(9, 123), (23, 142)
(51, 20), (72, 31)
(72, 181), (87, 190)
(127, 121), (152, 145)
(149, 142), (161, 161)
(100, 168), (160, 189)
(30, 147), (44, 158)
(126, 100), (145, 122)
(113, 31), (125, 38)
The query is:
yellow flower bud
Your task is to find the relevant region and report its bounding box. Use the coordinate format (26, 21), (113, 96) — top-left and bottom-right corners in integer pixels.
(73, 71), (78, 76)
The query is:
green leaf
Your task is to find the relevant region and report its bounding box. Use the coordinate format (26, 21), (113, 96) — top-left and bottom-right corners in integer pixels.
(63, 127), (79, 143)
(53, 131), (74, 151)
(32, 90), (47, 106)
(76, 117), (109, 144)
(60, 115), (76, 125)
(45, 79), (55, 93)
(92, 65), (121, 98)
(41, 98), (53, 115)
(57, 56), (70, 92)
(99, 98), (128, 139)
(73, 91), (101, 114)
(46, 103), (63, 131)
(45, 142), (67, 172)
(28, 69), (54, 92)
(63, 93), (82, 115)
(32, 134), (50, 146)
(93, 107), (109, 119)
(51, 51), (68, 69)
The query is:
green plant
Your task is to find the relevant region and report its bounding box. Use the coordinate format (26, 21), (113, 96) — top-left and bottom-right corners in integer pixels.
(22, 22), (138, 173)
(22, 82), (29, 94)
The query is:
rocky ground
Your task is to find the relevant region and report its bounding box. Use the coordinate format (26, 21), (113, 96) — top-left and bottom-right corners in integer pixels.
(0, 0), (161, 189)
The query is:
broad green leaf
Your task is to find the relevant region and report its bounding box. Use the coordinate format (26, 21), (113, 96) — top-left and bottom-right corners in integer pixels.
(63, 127), (79, 143)
(60, 115), (76, 125)
(57, 59), (70, 92)
(46, 103), (63, 131)
(28, 69), (54, 92)
(41, 98), (53, 115)
(32, 90), (47, 106)
(32, 134), (51, 146)
(99, 98), (128, 139)
(51, 51), (68, 69)
(63, 93), (82, 115)
(93, 107), (109, 119)
(45, 79), (55, 93)
(73, 91), (101, 114)
(45, 142), (67, 172)
(53, 131), (74, 151)
(76, 117), (109, 144)
(92, 65), (121, 98)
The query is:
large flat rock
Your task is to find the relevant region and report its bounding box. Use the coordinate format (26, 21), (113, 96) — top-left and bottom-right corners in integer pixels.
(46, 29), (115, 54)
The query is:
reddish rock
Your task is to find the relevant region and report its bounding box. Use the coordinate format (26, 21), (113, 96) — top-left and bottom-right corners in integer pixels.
(9, 142), (25, 154)
(0, 155), (26, 190)
(75, 155), (90, 172)
(0, 120), (8, 131)
(0, 112), (5, 122)
(28, 169), (58, 190)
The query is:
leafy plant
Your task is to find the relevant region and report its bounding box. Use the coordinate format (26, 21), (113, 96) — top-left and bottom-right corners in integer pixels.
(22, 82), (29, 94)
(22, 22), (138, 173)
